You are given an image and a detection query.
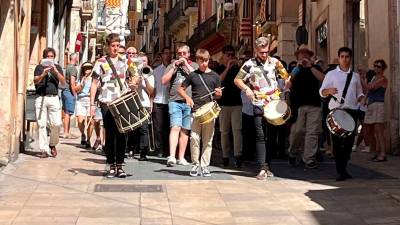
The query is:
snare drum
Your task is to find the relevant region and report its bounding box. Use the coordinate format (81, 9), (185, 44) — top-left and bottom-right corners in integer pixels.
(263, 100), (291, 126)
(326, 109), (355, 138)
(107, 91), (150, 133)
(192, 101), (221, 124)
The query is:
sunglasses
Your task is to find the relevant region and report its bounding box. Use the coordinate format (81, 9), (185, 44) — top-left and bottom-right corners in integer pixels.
(127, 52), (137, 55)
(374, 64), (382, 69)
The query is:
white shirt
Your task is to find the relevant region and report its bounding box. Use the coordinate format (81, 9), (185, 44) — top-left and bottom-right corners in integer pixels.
(138, 75), (154, 108)
(153, 64), (169, 104)
(319, 66), (364, 110)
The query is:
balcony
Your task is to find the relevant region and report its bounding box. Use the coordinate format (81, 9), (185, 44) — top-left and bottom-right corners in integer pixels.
(165, 0), (188, 33)
(159, 0), (167, 8)
(217, 17), (235, 42)
(126, 33), (135, 42)
(188, 14), (217, 49)
(146, 1), (154, 19)
(80, 0), (93, 21)
(183, 0), (198, 15)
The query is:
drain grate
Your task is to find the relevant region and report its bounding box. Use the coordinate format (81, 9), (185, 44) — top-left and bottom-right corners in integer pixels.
(94, 184), (163, 192)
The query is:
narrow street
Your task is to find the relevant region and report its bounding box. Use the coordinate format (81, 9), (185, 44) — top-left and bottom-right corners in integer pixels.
(1, 128), (400, 225)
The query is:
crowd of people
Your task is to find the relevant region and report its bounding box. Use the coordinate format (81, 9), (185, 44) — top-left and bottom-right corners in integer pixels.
(33, 33), (389, 181)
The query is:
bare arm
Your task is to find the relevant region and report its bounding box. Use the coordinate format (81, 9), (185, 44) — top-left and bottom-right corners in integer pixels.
(70, 76), (78, 96)
(310, 67), (325, 82)
(162, 66), (176, 85)
(34, 67), (52, 84)
(234, 77), (254, 100)
(178, 84), (194, 108)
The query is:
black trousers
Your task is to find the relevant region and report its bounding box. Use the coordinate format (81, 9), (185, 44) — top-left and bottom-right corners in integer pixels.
(266, 123), (288, 158)
(102, 106), (126, 165)
(254, 115), (272, 170)
(242, 113), (256, 161)
(331, 109), (358, 176)
(127, 123), (150, 156)
(152, 103), (170, 156)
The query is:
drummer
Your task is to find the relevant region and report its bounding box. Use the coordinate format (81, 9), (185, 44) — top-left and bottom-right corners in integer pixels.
(234, 36), (290, 180)
(178, 49), (222, 177)
(320, 47), (365, 181)
(90, 33), (129, 178)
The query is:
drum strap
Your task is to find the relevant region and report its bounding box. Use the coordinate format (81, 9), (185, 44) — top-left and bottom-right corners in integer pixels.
(106, 56), (124, 92)
(340, 71), (353, 104)
(197, 73), (213, 101)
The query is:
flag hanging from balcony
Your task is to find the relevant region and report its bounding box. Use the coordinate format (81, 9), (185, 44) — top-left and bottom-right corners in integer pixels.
(240, 18), (252, 38)
(258, 0), (267, 23)
(106, 0), (121, 8)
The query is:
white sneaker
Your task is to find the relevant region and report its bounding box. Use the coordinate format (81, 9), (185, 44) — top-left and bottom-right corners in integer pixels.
(190, 165), (200, 177)
(361, 146), (370, 153)
(166, 156), (176, 167)
(352, 145), (357, 152)
(177, 158), (190, 165)
(201, 166), (211, 177)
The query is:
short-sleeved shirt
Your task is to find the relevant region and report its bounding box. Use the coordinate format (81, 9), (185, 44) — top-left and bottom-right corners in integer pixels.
(290, 65), (322, 108)
(153, 63), (169, 104)
(215, 64), (242, 106)
(34, 64), (64, 96)
(236, 57), (286, 106)
(166, 61), (198, 101)
(181, 69), (221, 111)
(92, 56), (128, 104)
(65, 64), (78, 91)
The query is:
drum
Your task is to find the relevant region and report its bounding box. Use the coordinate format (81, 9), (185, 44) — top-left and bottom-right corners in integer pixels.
(263, 100), (291, 126)
(107, 91), (150, 133)
(326, 109), (355, 138)
(193, 101), (221, 124)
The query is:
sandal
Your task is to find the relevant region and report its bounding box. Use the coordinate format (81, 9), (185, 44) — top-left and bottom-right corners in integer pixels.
(116, 165), (127, 178)
(106, 164), (116, 178)
(50, 146), (57, 157)
(256, 170), (267, 180)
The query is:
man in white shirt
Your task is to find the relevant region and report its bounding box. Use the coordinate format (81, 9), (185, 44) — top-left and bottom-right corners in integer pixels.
(152, 47), (172, 157)
(320, 47), (365, 181)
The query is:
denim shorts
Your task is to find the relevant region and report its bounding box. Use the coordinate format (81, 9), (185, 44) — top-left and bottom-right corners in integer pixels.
(168, 101), (191, 130)
(61, 89), (76, 114)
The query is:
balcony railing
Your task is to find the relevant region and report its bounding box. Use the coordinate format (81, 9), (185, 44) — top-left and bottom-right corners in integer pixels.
(188, 14), (217, 48)
(183, 0), (197, 13)
(137, 20), (144, 35)
(80, 0), (93, 20)
(165, 0), (185, 29)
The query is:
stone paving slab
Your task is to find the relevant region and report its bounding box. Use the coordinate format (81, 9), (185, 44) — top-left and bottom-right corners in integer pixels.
(1, 128), (400, 225)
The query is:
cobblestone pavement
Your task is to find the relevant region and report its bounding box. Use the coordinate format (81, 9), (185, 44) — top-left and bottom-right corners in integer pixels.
(1, 131), (400, 225)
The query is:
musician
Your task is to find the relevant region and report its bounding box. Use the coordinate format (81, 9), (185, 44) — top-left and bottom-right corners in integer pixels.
(320, 47), (365, 181)
(152, 47), (172, 157)
(34, 47), (66, 158)
(288, 45), (325, 169)
(178, 49), (222, 177)
(128, 53), (154, 161)
(90, 33), (129, 178)
(215, 45), (243, 167)
(162, 45), (198, 166)
(234, 36), (290, 180)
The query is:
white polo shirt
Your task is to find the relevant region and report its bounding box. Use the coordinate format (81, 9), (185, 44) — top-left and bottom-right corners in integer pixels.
(153, 63), (169, 104)
(319, 66), (364, 110)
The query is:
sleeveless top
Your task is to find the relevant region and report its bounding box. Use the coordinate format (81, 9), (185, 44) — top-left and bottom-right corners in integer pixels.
(77, 78), (92, 98)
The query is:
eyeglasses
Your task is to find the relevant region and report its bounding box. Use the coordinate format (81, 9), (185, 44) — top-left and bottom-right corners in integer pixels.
(374, 64), (382, 69)
(177, 51), (187, 55)
(225, 52), (235, 57)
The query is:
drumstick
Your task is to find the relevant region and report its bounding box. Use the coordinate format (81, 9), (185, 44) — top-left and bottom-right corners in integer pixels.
(199, 87), (225, 99)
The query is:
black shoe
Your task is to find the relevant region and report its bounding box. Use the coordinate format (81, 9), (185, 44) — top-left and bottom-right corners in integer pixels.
(336, 175), (347, 181)
(222, 158), (229, 167)
(305, 161), (318, 169)
(343, 172), (353, 179)
(139, 155), (148, 161)
(289, 156), (297, 167)
(85, 141), (91, 149)
(234, 157), (242, 168)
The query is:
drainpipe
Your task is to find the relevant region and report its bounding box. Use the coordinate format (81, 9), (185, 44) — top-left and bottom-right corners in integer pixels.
(47, 0), (55, 47)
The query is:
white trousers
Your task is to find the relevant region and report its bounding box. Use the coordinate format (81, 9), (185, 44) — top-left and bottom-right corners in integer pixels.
(35, 96), (62, 153)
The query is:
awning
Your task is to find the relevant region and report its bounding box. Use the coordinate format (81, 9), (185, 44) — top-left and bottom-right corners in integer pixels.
(195, 33), (226, 56)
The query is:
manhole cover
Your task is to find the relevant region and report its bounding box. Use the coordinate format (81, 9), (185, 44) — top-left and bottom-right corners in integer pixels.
(94, 184), (163, 192)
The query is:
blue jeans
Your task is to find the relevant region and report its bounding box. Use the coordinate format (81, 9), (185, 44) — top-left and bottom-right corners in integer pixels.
(168, 101), (191, 130)
(61, 89), (76, 115)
